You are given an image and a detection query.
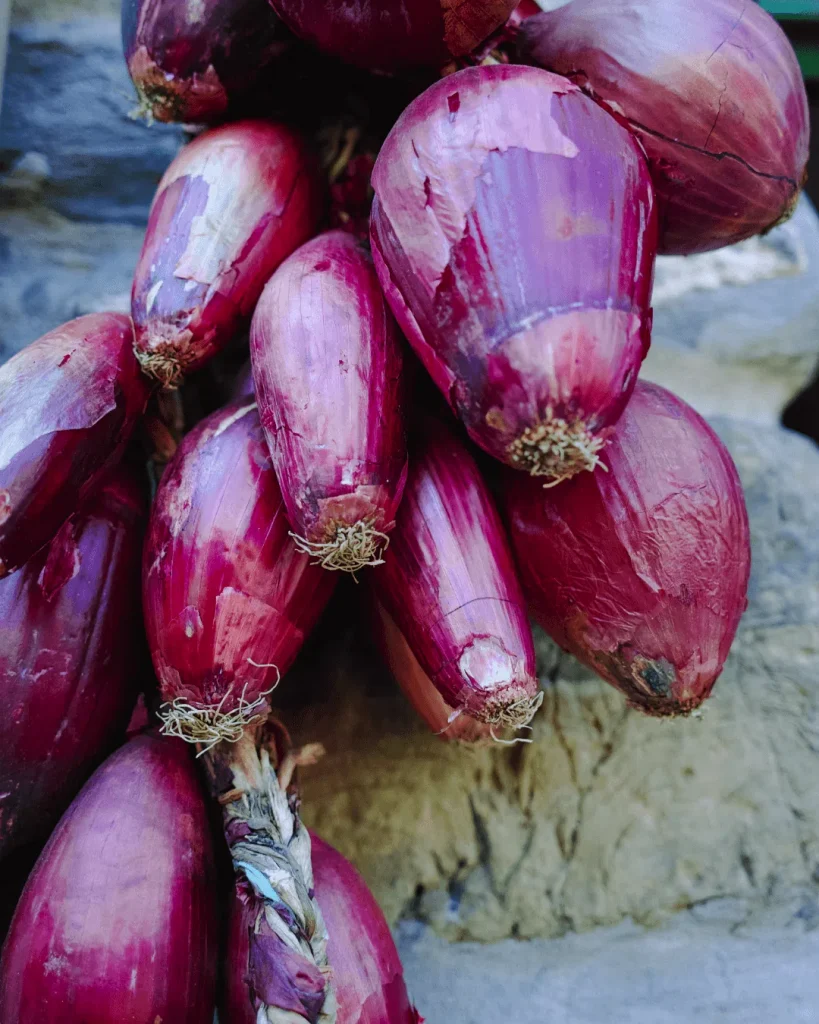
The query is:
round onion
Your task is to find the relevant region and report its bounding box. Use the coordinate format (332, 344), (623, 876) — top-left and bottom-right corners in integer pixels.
(503, 380), (751, 716)
(0, 313), (149, 577)
(518, 0), (810, 255)
(0, 732), (218, 1022)
(251, 230), (407, 574)
(267, 0), (517, 72)
(131, 120), (322, 387)
(370, 64), (657, 483)
(122, 0), (290, 123)
(0, 466), (144, 860)
(223, 832), (421, 1023)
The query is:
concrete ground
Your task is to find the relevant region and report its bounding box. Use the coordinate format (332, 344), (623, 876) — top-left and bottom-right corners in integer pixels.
(398, 909), (819, 1024)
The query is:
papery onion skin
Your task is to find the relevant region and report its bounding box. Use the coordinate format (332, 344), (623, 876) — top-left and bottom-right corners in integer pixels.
(267, 0), (517, 73)
(503, 380), (751, 716)
(373, 600), (491, 744)
(223, 833), (421, 1024)
(131, 121), (322, 387)
(0, 313), (149, 578)
(370, 64), (657, 481)
(0, 732), (218, 1022)
(123, 0), (289, 124)
(143, 398), (336, 729)
(371, 416), (540, 728)
(0, 467), (144, 861)
(518, 0), (810, 255)
(251, 231), (407, 570)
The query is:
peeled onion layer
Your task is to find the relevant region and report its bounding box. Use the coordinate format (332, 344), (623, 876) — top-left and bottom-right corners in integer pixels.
(504, 380), (751, 716)
(251, 230), (407, 574)
(122, 0), (289, 123)
(131, 120), (322, 387)
(372, 416), (540, 731)
(0, 732), (218, 1023)
(223, 832), (420, 1023)
(0, 466), (144, 860)
(373, 599), (491, 744)
(143, 398), (336, 746)
(518, 0), (810, 255)
(268, 0), (517, 72)
(0, 313), (149, 577)
(370, 64), (657, 483)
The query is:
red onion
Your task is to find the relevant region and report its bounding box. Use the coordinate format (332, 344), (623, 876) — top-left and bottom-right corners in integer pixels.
(0, 467), (144, 860)
(373, 600), (491, 744)
(0, 313), (149, 578)
(123, 0), (289, 123)
(518, 0), (810, 255)
(503, 380), (751, 716)
(251, 231), (407, 574)
(144, 397), (336, 745)
(0, 732), (218, 1022)
(372, 416), (540, 731)
(131, 121), (322, 387)
(223, 832), (421, 1024)
(370, 65), (657, 484)
(268, 0), (517, 73)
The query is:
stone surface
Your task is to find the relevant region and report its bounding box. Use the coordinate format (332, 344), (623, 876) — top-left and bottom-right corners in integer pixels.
(397, 911), (819, 1023)
(291, 418), (819, 940)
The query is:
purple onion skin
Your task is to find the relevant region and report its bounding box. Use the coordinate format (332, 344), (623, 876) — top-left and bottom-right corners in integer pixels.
(370, 64), (657, 476)
(0, 732), (218, 1022)
(373, 599), (491, 743)
(122, 0), (288, 123)
(144, 398), (336, 716)
(503, 381), (751, 716)
(268, 0), (516, 72)
(0, 467), (144, 861)
(223, 834), (420, 1024)
(371, 416), (538, 725)
(131, 121), (323, 387)
(518, 0), (809, 255)
(0, 313), (149, 578)
(251, 231), (407, 549)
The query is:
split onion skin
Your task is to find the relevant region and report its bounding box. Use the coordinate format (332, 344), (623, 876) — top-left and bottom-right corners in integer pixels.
(0, 732), (218, 1023)
(0, 313), (149, 578)
(371, 416), (539, 727)
(504, 380), (751, 716)
(373, 600), (491, 744)
(518, 0), (810, 255)
(143, 398), (336, 721)
(267, 0), (517, 73)
(0, 467), (144, 861)
(370, 64), (657, 479)
(251, 230), (407, 560)
(131, 120), (322, 386)
(223, 833), (421, 1024)
(122, 0), (288, 123)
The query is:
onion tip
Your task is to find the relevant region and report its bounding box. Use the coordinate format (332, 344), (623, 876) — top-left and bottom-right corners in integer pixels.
(289, 520), (390, 575)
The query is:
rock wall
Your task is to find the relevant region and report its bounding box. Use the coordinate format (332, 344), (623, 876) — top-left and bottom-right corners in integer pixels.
(3, 0), (819, 946)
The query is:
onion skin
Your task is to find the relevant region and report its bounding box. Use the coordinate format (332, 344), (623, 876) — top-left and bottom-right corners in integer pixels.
(373, 600), (491, 744)
(518, 0), (810, 255)
(0, 313), (149, 578)
(0, 467), (144, 861)
(267, 0), (517, 73)
(0, 732), (218, 1022)
(143, 398), (336, 734)
(122, 0), (288, 124)
(251, 231), (407, 572)
(131, 121), (322, 387)
(223, 833), (421, 1024)
(371, 417), (540, 729)
(503, 380), (751, 716)
(370, 64), (657, 482)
